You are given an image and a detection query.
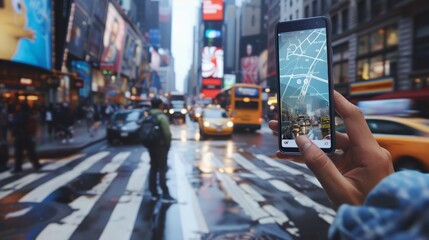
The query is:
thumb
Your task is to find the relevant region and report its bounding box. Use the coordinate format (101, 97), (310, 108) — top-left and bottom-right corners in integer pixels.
(295, 136), (350, 205)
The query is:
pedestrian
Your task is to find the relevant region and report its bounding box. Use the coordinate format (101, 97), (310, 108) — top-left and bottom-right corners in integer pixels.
(148, 98), (176, 203)
(11, 102), (41, 173)
(44, 103), (55, 139)
(58, 102), (74, 144)
(269, 91), (429, 239)
(104, 100), (114, 124)
(0, 104), (9, 172)
(83, 102), (95, 134)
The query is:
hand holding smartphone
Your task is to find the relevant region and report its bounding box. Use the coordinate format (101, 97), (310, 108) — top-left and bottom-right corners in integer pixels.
(275, 17), (335, 154)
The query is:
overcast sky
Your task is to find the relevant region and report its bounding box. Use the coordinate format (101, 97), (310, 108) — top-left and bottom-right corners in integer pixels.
(171, 0), (199, 93)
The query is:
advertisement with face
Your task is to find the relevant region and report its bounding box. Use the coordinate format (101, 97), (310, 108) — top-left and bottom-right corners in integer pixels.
(0, 0), (52, 70)
(240, 35), (266, 84)
(121, 27), (141, 77)
(101, 3), (126, 72)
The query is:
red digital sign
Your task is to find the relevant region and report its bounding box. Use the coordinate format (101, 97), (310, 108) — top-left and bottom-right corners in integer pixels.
(203, 0), (224, 21)
(202, 78), (222, 99)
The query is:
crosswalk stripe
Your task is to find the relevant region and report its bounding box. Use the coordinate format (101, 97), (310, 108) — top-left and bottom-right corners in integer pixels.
(19, 151), (110, 203)
(232, 153), (335, 224)
(232, 153), (274, 180)
(36, 173), (118, 240)
(99, 152), (151, 240)
(269, 179), (335, 224)
(254, 154), (322, 188)
(101, 152), (131, 173)
(0, 163), (32, 181)
(0, 154), (86, 200)
(174, 152), (209, 239)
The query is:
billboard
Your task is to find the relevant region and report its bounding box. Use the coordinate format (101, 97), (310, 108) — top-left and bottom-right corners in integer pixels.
(240, 35), (267, 85)
(204, 21), (222, 47)
(202, 46), (224, 79)
(0, 0), (52, 70)
(85, 21), (104, 62)
(68, 7), (88, 59)
(203, 0), (223, 21)
(101, 3), (126, 72)
(71, 60), (91, 97)
(121, 27), (142, 78)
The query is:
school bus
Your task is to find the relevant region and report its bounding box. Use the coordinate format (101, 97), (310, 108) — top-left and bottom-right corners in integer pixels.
(215, 83), (262, 131)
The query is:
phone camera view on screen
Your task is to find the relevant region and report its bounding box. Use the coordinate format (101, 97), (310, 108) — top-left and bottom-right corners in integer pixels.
(278, 26), (332, 149)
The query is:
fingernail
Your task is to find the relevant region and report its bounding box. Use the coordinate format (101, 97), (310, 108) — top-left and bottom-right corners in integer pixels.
(296, 135), (312, 153)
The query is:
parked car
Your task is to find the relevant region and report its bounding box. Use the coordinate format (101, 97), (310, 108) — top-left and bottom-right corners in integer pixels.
(106, 109), (146, 144)
(199, 107), (234, 139)
(335, 115), (429, 172)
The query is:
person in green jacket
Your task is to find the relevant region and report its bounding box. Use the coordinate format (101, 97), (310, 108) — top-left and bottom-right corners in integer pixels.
(148, 98), (176, 203)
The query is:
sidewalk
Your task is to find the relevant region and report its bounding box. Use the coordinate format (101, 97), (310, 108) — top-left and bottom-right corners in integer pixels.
(36, 121), (106, 158)
(7, 122), (105, 159)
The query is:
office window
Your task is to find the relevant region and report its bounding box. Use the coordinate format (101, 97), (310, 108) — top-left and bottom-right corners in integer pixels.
(252, 15), (255, 26)
(342, 9), (348, 32)
(414, 11), (429, 70)
(290, 0), (292, 7)
(290, 15), (293, 20)
(357, 0), (366, 23)
(305, 5), (309, 18)
(333, 44), (349, 84)
(296, 10), (299, 19)
(321, 0), (327, 13)
(312, 0), (318, 16)
(356, 26), (399, 81)
(332, 14), (339, 35)
(371, 0), (383, 17)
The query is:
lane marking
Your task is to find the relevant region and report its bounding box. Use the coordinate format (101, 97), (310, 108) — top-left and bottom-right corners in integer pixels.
(101, 152), (131, 173)
(210, 154), (299, 237)
(232, 153), (335, 224)
(232, 153), (274, 180)
(254, 154), (322, 188)
(99, 152), (151, 240)
(0, 154), (85, 200)
(19, 152), (110, 203)
(269, 180), (335, 224)
(0, 163), (32, 181)
(36, 173), (118, 240)
(174, 153), (209, 239)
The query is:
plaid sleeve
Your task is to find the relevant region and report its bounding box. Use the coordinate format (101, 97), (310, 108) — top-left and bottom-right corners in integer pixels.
(329, 171), (429, 240)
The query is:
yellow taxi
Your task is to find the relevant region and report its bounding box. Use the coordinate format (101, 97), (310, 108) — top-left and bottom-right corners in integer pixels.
(336, 116), (429, 172)
(199, 107), (234, 139)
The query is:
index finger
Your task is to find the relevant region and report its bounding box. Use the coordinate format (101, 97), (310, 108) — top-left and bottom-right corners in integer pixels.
(334, 91), (377, 147)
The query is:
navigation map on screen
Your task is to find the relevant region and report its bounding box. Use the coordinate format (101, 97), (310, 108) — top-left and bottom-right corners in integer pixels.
(278, 27), (331, 148)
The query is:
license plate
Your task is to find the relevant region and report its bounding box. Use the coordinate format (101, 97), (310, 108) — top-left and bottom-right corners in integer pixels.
(120, 132), (128, 137)
(216, 127), (222, 132)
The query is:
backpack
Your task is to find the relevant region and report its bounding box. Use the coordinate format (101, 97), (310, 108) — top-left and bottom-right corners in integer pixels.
(140, 112), (164, 148)
(26, 114), (38, 136)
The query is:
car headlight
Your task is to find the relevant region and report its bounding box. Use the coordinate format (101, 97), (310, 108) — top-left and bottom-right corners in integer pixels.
(227, 121), (234, 127)
(204, 121), (210, 127)
(181, 109), (187, 114)
(195, 113), (201, 118)
(169, 109), (174, 114)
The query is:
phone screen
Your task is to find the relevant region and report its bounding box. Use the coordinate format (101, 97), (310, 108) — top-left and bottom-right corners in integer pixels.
(277, 18), (334, 153)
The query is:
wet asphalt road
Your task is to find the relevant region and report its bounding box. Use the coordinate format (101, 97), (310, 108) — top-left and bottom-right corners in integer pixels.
(0, 119), (333, 240)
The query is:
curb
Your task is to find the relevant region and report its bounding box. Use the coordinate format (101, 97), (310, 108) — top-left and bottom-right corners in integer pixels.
(37, 137), (106, 159)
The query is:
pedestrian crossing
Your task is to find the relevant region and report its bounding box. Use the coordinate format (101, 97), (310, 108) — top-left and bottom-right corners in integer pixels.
(0, 146), (333, 240)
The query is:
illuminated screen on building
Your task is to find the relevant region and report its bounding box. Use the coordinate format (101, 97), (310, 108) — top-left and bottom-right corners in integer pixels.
(203, 0), (224, 21)
(202, 46), (224, 79)
(0, 0), (52, 70)
(202, 78), (222, 99)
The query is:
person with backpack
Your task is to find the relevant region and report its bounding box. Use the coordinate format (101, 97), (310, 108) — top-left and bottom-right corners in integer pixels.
(11, 102), (41, 173)
(145, 98), (176, 203)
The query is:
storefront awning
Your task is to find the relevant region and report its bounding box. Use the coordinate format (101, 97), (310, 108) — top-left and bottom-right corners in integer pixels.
(371, 88), (429, 102)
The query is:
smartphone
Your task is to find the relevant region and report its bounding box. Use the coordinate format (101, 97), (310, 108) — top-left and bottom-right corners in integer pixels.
(275, 17), (335, 154)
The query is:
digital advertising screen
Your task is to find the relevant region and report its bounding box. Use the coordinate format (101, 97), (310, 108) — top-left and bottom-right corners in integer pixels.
(240, 35), (266, 85)
(202, 46), (224, 79)
(121, 27), (141, 77)
(68, 8), (88, 59)
(277, 27), (331, 148)
(203, 0), (223, 21)
(85, 21), (104, 62)
(0, 0), (52, 70)
(101, 3), (126, 72)
(71, 60), (91, 98)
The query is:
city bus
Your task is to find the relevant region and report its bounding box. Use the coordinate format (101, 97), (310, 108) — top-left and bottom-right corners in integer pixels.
(215, 83), (262, 131)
